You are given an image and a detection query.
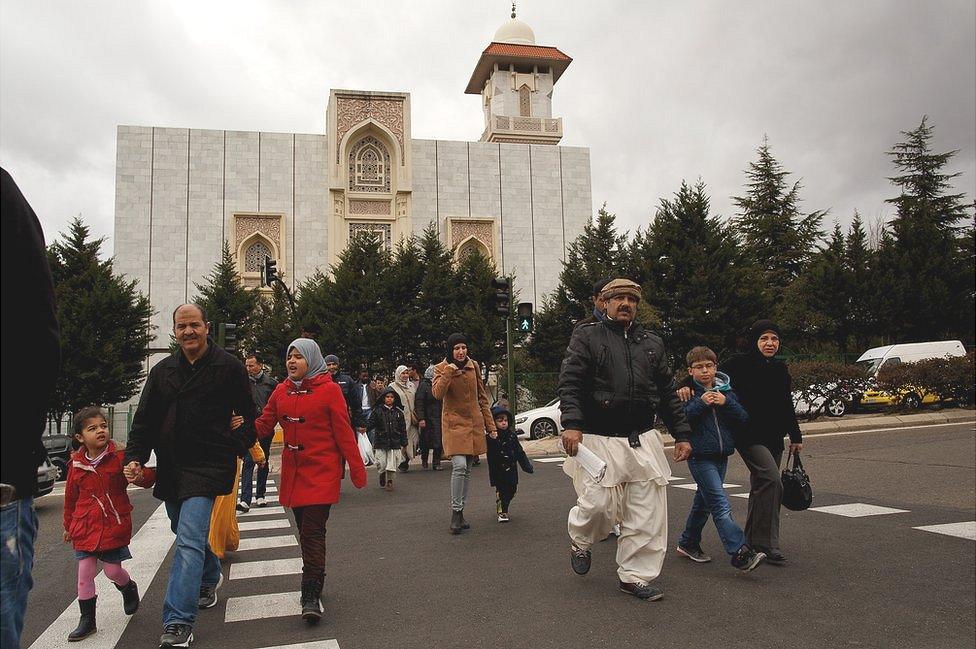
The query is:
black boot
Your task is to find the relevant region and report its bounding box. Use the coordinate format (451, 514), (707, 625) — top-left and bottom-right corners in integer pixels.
(432, 449), (443, 470)
(68, 597), (97, 642)
(460, 509), (471, 530)
(450, 510), (463, 535)
(116, 579), (139, 615)
(421, 450), (429, 470)
(300, 580), (323, 624)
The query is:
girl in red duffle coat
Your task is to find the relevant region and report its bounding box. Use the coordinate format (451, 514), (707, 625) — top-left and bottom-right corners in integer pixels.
(62, 406), (155, 641)
(255, 338), (367, 624)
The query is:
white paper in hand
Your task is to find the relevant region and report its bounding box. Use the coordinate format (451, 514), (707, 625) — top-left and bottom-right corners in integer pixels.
(560, 440), (607, 482)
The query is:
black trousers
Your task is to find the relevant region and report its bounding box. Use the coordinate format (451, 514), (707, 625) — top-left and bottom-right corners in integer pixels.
(292, 504), (331, 582)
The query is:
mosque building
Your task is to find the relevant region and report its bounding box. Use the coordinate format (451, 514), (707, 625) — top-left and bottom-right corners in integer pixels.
(113, 7), (593, 345)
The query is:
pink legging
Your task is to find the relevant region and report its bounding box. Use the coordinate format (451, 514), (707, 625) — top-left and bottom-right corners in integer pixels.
(77, 557), (130, 600)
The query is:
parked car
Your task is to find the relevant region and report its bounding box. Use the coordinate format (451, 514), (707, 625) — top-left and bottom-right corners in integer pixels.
(514, 398), (563, 439)
(42, 433), (73, 481)
(35, 457), (58, 497)
(793, 389), (850, 418)
(856, 340), (967, 409)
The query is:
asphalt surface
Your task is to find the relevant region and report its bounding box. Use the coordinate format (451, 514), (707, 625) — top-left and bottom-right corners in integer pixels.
(21, 421), (976, 649)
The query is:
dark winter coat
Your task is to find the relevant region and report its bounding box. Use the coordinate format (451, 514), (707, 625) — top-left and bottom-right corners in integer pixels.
(368, 389), (408, 450)
(683, 372), (749, 458)
(1, 168), (60, 497)
(486, 406), (533, 491)
(558, 319), (691, 441)
(720, 352), (802, 453)
(124, 340), (257, 501)
(332, 371), (366, 430)
(249, 370), (278, 414)
(64, 443), (156, 553)
(255, 372), (367, 506)
(415, 377), (443, 451)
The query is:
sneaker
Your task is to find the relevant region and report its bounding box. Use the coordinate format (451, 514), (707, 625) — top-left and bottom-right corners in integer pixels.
(159, 623), (193, 647)
(758, 548), (786, 565)
(570, 545), (591, 575)
(618, 579), (664, 601)
(379, 472), (387, 488)
(497, 512), (510, 523)
(254, 497), (267, 507)
(385, 479), (394, 492)
(398, 460), (409, 472)
(676, 543), (712, 563)
(731, 546), (766, 572)
(197, 572), (223, 609)
(235, 500), (249, 513)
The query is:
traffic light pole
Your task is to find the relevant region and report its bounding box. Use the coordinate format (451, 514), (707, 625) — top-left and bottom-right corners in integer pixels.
(506, 316), (515, 417)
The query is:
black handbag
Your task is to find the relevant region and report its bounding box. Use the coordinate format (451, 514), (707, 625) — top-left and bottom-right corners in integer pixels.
(781, 450), (813, 511)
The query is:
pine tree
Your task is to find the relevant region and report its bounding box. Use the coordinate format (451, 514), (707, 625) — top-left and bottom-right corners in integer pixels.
(884, 117), (969, 341)
(415, 223), (460, 366)
(192, 241), (259, 353)
(733, 137), (824, 314)
(385, 236), (426, 367)
(783, 223), (851, 350)
(956, 210), (976, 344)
(47, 218), (154, 428)
(632, 180), (762, 360)
(250, 281), (298, 379)
(454, 249), (506, 373)
(844, 212), (875, 350)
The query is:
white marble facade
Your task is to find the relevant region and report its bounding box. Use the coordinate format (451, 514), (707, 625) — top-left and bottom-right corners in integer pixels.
(112, 13), (591, 350)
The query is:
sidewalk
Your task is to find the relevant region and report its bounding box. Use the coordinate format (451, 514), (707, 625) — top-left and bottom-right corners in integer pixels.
(518, 407), (976, 458)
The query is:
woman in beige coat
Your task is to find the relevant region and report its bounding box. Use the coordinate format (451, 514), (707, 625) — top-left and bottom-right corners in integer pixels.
(433, 333), (497, 534)
(389, 365), (419, 471)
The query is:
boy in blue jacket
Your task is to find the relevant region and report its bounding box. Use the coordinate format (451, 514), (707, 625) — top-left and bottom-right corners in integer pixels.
(676, 347), (765, 571)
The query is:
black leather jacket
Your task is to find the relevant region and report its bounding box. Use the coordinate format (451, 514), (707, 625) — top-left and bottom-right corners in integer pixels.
(558, 319), (691, 442)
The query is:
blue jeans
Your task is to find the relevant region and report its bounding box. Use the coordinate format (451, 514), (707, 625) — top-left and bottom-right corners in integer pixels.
(679, 457), (747, 555)
(163, 497), (221, 627)
(450, 455), (473, 511)
(1, 496), (37, 649)
(240, 436), (273, 504)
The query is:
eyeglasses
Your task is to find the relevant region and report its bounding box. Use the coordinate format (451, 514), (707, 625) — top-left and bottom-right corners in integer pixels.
(690, 362), (716, 371)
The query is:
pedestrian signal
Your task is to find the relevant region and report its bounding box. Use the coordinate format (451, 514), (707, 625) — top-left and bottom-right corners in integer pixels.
(491, 277), (512, 317)
(263, 256), (278, 286)
(516, 302), (533, 332)
(218, 323), (238, 354)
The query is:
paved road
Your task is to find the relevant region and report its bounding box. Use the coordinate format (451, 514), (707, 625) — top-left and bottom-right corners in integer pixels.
(21, 422), (975, 649)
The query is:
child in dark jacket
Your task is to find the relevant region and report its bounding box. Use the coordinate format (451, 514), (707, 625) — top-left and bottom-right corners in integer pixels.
(63, 406), (155, 641)
(487, 406), (533, 522)
(675, 347), (765, 572)
(367, 388), (407, 492)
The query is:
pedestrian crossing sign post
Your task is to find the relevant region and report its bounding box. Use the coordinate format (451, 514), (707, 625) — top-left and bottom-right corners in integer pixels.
(517, 302), (533, 333)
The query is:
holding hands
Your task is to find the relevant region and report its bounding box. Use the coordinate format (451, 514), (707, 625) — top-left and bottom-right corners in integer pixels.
(123, 461), (142, 484)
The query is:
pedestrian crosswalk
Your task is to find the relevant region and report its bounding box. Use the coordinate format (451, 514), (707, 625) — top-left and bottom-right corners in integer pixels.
(531, 454), (975, 541)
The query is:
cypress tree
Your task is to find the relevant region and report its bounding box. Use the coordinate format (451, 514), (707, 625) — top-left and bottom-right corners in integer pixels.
(47, 218), (154, 428)
(192, 240), (259, 353)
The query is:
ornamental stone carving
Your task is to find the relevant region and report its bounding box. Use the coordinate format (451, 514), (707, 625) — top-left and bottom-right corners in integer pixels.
(396, 194), (408, 218)
(348, 199), (391, 215)
(235, 215), (281, 249)
(450, 219), (493, 252)
(349, 222), (392, 251)
(336, 95), (405, 165)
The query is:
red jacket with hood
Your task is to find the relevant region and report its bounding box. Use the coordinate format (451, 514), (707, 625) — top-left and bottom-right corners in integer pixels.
(63, 441), (155, 553)
(255, 372), (367, 507)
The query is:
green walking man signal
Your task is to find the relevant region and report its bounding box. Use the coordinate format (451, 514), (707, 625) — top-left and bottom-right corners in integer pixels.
(516, 302), (533, 332)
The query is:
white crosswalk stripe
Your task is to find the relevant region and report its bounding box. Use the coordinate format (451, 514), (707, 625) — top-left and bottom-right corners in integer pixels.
(254, 642), (340, 649)
(225, 591), (303, 622)
(239, 519), (291, 531)
(230, 557), (304, 580)
(912, 521), (976, 540)
(535, 457), (566, 463)
(672, 482), (740, 491)
(239, 506), (286, 517)
(809, 503), (910, 517)
(236, 535), (300, 551)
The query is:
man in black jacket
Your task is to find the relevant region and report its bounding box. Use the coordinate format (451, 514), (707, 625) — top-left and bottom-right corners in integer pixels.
(558, 279), (691, 601)
(124, 304), (256, 648)
(1, 168), (60, 649)
(238, 354), (278, 510)
(325, 354), (366, 435)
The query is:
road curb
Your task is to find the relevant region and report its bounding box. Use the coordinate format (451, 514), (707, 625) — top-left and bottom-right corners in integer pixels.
(519, 409), (975, 458)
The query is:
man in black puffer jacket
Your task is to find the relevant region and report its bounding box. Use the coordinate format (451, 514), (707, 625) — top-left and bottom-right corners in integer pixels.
(558, 278), (691, 602)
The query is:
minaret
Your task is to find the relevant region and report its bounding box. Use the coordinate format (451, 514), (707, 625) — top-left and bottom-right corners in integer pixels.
(464, 3), (573, 145)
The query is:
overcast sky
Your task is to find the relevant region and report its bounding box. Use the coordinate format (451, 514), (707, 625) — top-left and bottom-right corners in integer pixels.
(2, 0), (974, 255)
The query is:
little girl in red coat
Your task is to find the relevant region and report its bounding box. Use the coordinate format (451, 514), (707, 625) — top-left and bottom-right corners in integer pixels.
(63, 406), (155, 642)
(255, 338), (367, 624)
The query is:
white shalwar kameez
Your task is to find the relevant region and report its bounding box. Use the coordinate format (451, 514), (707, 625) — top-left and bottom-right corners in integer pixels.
(563, 429), (671, 584)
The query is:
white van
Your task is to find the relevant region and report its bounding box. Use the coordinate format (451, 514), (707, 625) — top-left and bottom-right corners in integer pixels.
(857, 340), (967, 408)
(856, 340), (967, 376)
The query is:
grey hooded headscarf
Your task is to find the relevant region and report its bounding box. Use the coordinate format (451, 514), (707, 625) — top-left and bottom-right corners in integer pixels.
(287, 338), (327, 384)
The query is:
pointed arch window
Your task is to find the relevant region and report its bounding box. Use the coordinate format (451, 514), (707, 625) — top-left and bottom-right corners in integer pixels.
(348, 136), (392, 193)
(244, 239), (272, 273)
(518, 84), (531, 117)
